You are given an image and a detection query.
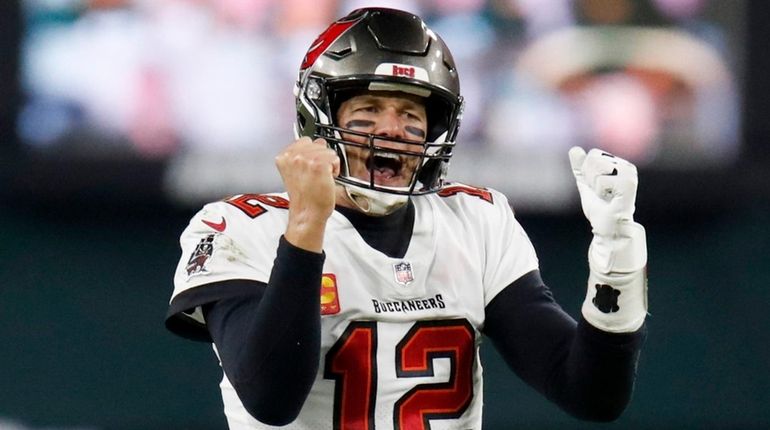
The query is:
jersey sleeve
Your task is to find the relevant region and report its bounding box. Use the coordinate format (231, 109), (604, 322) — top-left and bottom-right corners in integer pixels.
(166, 195), (288, 341)
(481, 189), (540, 306)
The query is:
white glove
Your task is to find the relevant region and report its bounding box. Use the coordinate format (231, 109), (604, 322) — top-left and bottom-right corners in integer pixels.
(569, 147), (647, 333)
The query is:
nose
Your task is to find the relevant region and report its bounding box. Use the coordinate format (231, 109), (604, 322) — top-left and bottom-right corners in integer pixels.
(372, 108), (407, 141)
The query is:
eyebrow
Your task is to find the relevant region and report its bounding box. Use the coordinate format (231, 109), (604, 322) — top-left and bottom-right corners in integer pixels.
(350, 97), (425, 114)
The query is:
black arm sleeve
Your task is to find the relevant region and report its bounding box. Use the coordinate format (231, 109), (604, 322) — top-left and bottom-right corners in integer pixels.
(202, 236), (323, 426)
(483, 270), (646, 422)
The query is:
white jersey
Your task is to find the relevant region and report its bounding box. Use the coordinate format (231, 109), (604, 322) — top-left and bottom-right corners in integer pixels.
(169, 184), (539, 430)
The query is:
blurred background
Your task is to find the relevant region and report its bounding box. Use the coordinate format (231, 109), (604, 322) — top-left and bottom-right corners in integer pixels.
(0, 0), (768, 429)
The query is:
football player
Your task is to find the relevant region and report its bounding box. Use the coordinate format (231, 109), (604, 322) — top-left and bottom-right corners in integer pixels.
(166, 7), (648, 429)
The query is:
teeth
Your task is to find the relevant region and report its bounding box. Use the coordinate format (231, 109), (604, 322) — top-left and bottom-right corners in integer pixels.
(374, 152), (399, 160)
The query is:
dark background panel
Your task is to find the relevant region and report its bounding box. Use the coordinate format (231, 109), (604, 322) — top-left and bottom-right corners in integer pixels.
(0, 201), (768, 429)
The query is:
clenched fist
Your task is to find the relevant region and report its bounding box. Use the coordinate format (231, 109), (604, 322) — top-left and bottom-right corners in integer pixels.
(275, 137), (340, 252)
(568, 146), (648, 333)
(568, 147), (638, 238)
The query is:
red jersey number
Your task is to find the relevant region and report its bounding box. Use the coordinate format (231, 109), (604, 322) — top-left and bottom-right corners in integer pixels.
(324, 322), (378, 430)
(225, 194), (289, 218)
(437, 185), (493, 204)
(324, 319), (475, 430)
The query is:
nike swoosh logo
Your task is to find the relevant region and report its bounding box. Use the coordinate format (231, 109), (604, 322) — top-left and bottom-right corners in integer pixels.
(202, 217), (226, 232)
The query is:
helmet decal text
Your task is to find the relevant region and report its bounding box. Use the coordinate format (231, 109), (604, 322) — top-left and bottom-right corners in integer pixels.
(374, 63), (430, 82)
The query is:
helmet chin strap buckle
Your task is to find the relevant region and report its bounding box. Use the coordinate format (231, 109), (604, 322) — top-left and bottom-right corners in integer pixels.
(344, 185), (409, 216)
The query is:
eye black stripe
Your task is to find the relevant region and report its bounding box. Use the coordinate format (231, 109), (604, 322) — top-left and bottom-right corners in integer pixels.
(345, 120), (375, 128)
(405, 126), (425, 138)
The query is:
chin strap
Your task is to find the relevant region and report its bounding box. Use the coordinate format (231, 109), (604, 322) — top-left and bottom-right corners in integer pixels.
(344, 185), (409, 216)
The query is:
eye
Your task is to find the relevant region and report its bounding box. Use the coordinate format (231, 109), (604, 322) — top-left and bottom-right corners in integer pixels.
(355, 105), (378, 113)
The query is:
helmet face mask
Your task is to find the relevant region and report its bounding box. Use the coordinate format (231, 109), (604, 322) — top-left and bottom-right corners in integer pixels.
(294, 8), (463, 198)
(319, 119), (452, 196)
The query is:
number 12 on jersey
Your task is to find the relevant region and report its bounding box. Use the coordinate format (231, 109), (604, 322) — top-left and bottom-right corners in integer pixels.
(324, 319), (475, 430)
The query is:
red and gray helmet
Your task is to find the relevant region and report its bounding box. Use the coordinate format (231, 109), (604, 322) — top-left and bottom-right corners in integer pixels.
(294, 7), (464, 196)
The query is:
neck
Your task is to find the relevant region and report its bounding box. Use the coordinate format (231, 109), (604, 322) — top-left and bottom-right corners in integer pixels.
(335, 199), (415, 258)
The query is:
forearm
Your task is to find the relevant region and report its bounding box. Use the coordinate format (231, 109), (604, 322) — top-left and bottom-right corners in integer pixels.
(203, 236), (323, 426)
(284, 209), (328, 253)
(484, 271), (645, 422)
(547, 221), (647, 420)
(582, 221), (648, 333)
(545, 318), (646, 422)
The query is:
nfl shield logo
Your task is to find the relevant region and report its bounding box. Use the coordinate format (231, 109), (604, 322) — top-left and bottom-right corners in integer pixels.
(393, 261), (414, 286)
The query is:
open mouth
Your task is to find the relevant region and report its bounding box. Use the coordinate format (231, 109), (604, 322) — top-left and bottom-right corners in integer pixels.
(367, 152), (404, 182)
